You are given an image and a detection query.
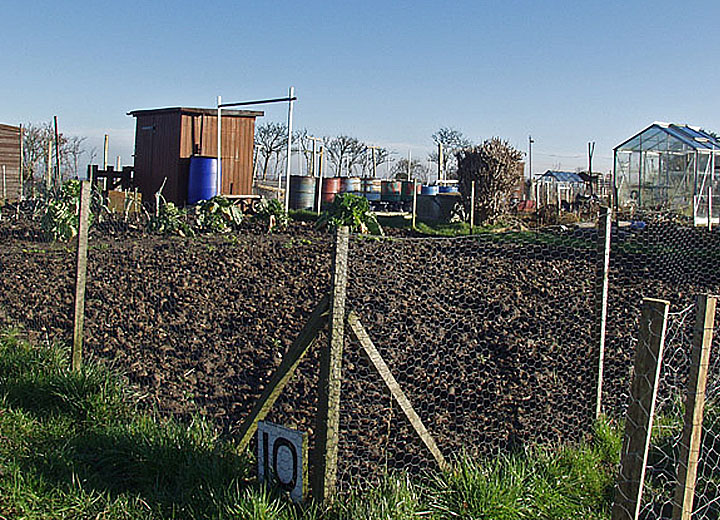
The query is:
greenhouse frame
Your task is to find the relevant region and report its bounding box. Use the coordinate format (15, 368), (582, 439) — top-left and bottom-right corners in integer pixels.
(613, 122), (720, 225)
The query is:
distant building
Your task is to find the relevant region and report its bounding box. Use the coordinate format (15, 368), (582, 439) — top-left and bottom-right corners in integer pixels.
(534, 170), (585, 207)
(614, 122), (720, 225)
(0, 123), (21, 201)
(128, 107), (263, 207)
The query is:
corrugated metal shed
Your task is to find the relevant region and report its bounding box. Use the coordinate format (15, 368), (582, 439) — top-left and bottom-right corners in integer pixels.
(0, 124), (21, 201)
(128, 107), (263, 207)
(539, 170), (585, 183)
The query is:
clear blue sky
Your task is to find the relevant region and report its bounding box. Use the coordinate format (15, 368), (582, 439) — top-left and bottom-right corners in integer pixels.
(3, 0), (720, 175)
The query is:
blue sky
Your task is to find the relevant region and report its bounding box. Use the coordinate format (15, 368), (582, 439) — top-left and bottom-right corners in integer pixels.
(3, 0), (720, 175)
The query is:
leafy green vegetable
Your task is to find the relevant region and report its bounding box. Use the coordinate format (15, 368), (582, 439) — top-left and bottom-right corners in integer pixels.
(195, 196), (243, 233)
(148, 201), (194, 237)
(254, 198), (289, 233)
(316, 193), (383, 235)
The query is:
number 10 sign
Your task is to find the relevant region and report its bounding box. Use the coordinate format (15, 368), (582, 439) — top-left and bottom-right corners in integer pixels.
(257, 421), (307, 502)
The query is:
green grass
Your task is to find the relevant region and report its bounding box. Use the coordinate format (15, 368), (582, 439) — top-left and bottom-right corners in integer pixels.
(288, 209), (320, 223)
(0, 328), (623, 519)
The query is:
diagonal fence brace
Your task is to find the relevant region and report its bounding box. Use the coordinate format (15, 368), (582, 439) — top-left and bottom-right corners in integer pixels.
(236, 295), (330, 451)
(347, 311), (449, 472)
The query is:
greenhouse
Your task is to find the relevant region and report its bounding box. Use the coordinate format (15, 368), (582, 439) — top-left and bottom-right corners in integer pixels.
(614, 122), (720, 225)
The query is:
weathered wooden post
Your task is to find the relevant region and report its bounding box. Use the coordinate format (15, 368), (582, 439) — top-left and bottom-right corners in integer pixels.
(595, 206), (612, 419)
(312, 225), (349, 502)
(71, 180), (92, 371)
(672, 294), (717, 520)
(612, 297), (670, 520)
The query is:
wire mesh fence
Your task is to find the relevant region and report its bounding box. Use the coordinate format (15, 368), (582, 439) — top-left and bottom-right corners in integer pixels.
(335, 230), (599, 490)
(3, 188), (720, 513)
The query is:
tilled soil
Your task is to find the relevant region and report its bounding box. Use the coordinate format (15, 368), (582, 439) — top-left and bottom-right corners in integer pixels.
(0, 214), (718, 488)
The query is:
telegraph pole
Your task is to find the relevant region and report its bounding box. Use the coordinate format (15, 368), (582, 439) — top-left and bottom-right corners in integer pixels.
(588, 141), (596, 195)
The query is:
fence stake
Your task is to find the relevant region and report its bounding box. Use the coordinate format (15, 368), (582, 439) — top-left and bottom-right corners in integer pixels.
(611, 297), (670, 520)
(672, 294), (717, 520)
(71, 180), (92, 371)
(595, 206), (612, 419)
(235, 295), (329, 451)
(312, 225), (349, 503)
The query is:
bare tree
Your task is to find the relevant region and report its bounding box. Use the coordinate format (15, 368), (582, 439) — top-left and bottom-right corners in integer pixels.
(428, 127), (473, 178)
(62, 136), (87, 179)
(294, 128), (314, 175)
(361, 146), (391, 177)
(22, 122), (57, 185)
(255, 122), (288, 180)
(326, 135), (366, 176)
(457, 137), (523, 224)
(391, 158), (429, 182)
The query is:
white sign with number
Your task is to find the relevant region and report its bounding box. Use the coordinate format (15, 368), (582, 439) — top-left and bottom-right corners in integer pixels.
(257, 421), (307, 502)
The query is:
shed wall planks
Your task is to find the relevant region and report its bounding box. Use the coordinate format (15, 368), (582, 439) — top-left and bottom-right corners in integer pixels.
(132, 108), (258, 207)
(0, 124), (22, 200)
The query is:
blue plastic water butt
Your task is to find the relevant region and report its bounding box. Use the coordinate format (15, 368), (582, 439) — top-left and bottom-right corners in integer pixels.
(188, 156), (218, 205)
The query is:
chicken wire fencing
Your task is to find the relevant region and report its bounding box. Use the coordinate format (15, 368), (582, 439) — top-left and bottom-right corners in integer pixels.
(603, 214), (720, 520)
(331, 228), (601, 491)
(635, 297), (720, 520)
(4, 193), (720, 509)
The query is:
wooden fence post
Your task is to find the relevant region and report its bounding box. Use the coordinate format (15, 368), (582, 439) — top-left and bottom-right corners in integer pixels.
(611, 297), (670, 520)
(72, 180), (92, 372)
(672, 294), (717, 520)
(595, 206), (612, 419)
(312, 225), (349, 503)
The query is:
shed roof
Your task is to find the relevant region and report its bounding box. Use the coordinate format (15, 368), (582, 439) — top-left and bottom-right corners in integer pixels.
(539, 170), (585, 183)
(615, 122), (720, 152)
(128, 107), (264, 118)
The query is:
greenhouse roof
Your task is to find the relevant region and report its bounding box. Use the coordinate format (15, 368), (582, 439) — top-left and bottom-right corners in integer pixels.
(539, 171), (585, 183)
(615, 122), (720, 152)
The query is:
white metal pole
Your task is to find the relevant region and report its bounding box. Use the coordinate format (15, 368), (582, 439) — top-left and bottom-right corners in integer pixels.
(217, 95), (222, 196)
(438, 142), (444, 182)
(284, 86), (295, 211)
(407, 149), (411, 180)
(312, 137), (317, 178)
(710, 147), (715, 231)
(19, 124), (23, 197)
(317, 146), (325, 215)
(2, 165), (6, 200)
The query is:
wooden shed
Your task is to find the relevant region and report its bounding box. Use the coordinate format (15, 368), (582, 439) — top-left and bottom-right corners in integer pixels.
(0, 124), (22, 201)
(128, 107), (263, 206)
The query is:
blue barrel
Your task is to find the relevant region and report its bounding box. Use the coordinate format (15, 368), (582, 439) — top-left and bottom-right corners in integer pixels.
(290, 175), (317, 210)
(362, 179), (382, 201)
(340, 177), (361, 193)
(421, 185), (439, 196)
(188, 156), (218, 205)
(439, 185), (459, 193)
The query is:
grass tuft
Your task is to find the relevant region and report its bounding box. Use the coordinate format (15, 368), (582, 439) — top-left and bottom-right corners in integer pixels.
(0, 328), (624, 519)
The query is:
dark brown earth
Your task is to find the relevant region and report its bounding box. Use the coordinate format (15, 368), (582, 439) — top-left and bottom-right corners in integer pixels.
(0, 212), (717, 488)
